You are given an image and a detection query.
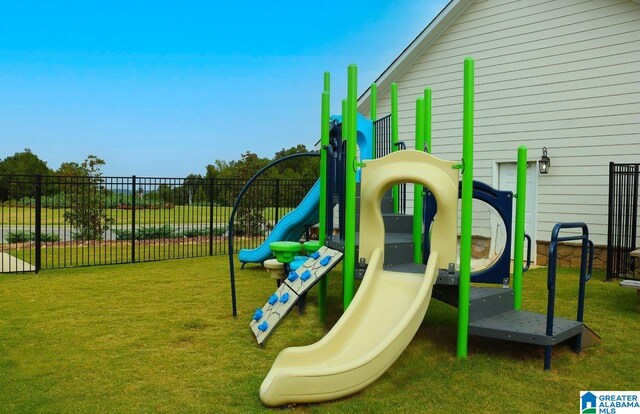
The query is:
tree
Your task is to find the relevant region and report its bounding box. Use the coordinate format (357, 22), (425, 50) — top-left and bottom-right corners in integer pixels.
(0, 148), (52, 201)
(63, 155), (114, 241)
(56, 162), (83, 177)
(272, 144), (319, 180)
(184, 173), (205, 205)
(219, 152), (271, 236)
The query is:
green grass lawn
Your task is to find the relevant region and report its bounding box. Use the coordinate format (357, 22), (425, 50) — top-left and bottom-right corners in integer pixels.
(1, 206), (295, 226)
(1, 258), (639, 413)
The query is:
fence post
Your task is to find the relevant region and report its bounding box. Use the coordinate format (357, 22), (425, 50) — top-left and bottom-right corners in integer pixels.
(34, 174), (42, 273)
(131, 175), (136, 263)
(274, 179), (280, 223)
(632, 164), (639, 274)
(209, 177), (214, 256)
(606, 162), (614, 280)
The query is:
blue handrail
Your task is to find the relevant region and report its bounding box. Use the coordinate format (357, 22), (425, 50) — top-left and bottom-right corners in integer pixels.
(544, 222), (593, 370)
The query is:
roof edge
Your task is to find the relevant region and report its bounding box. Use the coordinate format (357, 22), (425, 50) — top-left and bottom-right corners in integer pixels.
(358, 0), (474, 114)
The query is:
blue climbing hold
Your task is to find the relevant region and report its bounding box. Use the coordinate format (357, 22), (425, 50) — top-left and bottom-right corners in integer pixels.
(268, 294), (278, 305)
(320, 255), (332, 266)
(279, 292), (290, 303)
(287, 271), (299, 282)
(252, 308), (263, 321)
(300, 270), (312, 282)
(310, 251), (320, 259)
(258, 321), (269, 331)
(290, 259), (306, 271)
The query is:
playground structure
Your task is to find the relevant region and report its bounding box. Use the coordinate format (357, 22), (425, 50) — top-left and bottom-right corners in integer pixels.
(227, 58), (595, 406)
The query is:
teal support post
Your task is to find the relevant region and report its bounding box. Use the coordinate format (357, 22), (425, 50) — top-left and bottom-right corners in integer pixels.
(343, 65), (358, 310)
(413, 98), (425, 263)
(424, 88), (432, 153)
(318, 72), (330, 324)
(513, 146), (527, 310)
(370, 83), (377, 157)
(391, 83), (399, 213)
(457, 58), (474, 360)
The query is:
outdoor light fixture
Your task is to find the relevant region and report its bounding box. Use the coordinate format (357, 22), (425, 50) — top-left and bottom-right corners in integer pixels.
(539, 147), (550, 174)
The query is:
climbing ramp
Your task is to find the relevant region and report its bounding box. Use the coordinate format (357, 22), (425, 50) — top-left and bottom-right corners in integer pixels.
(250, 246), (343, 344)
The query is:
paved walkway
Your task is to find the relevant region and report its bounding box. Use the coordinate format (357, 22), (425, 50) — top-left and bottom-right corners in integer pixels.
(1, 252), (35, 272)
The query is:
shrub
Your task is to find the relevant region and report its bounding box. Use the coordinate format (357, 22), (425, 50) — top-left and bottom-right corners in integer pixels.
(179, 228), (209, 238)
(113, 229), (133, 241)
(6, 231), (34, 243)
(212, 226), (227, 237)
(5, 231), (59, 243)
(114, 225), (177, 241)
(137, 225), (175, 240)
(41, 233), (60, 242)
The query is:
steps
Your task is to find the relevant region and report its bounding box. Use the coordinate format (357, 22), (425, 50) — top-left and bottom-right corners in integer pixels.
(468, 310), (583, 346)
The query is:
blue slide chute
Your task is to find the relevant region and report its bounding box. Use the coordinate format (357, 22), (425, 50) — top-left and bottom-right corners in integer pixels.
(238, 180), (320, 265)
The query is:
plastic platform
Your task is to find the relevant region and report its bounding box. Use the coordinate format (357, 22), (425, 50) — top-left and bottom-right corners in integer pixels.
(469, 310), (583, 346)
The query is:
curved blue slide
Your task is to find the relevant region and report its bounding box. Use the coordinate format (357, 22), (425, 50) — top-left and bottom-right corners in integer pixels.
(238, 180), (320, 265)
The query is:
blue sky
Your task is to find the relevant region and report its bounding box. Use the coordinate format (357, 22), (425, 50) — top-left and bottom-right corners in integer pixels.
(0, 0), (449, 177)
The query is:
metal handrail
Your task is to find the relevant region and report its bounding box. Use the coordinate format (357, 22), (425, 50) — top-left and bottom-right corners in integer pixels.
(544, 222), (592, 369)
(587, 240), (594, 281)
(227, 152), (320, 317)
(524, 234), (532, 272)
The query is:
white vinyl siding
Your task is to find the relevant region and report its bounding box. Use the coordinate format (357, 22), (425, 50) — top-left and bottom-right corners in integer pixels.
(365, 0), (640, 245)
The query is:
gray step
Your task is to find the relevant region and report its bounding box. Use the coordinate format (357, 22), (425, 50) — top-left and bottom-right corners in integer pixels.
(356, 213), (413, 233)
(356, 196), (394, 214)
(469, 310), (583, 346)
(355, 233), (414, 266)
(384, 262), (425, 273)
(353, 233), (415, 278)
(432, 285), (515, 321)
(354, 231), (413, 247)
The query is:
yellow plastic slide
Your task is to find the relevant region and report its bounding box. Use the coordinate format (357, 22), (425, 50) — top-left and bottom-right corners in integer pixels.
(260, 151), (459, 406)
(260, 248), (439, 406)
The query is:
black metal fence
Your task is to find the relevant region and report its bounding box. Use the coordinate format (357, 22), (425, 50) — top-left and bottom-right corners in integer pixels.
(0, 174), (315, 273)
(373, 114), (407, 214)
(374, 115), (393, 159)
(607, 162), (639, 280)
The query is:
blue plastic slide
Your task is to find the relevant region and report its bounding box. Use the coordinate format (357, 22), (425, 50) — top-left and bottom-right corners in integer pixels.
(238, 180), (320, 265)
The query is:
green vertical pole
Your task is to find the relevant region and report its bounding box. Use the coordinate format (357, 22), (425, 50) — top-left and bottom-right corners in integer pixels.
(391, 83), (399, 213)
(457, 58), (474, 360)
(370, 83), (377, 158)
(413, 98), (425, 263)
(318, 72), (330, 324)
(343, 64), (358, 310)
(513, 146), (527, 310)
(424, 88), (432, 154)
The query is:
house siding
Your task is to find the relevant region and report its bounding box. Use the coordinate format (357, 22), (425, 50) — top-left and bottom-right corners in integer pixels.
(365, 0), (640, 247)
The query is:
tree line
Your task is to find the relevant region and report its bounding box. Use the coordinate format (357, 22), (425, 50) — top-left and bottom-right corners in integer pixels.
(1, 147), (319, 239)
(0, 145), (319, 203)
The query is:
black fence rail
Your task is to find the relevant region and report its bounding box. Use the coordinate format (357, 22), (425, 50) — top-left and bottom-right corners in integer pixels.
(607, 162), (639, 280)
(374, 114), (393, 159)
(0, 174), (315, 273)
(373, 114), (406, 214)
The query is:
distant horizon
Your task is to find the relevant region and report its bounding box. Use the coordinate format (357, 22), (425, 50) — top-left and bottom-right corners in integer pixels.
(0, 0), (449, 177)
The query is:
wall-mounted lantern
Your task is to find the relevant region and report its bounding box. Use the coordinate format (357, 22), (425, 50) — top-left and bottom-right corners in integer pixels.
(539, 147), (550, 174)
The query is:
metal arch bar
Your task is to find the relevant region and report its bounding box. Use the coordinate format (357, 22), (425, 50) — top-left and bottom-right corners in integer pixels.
(227, 152), (320, 317)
